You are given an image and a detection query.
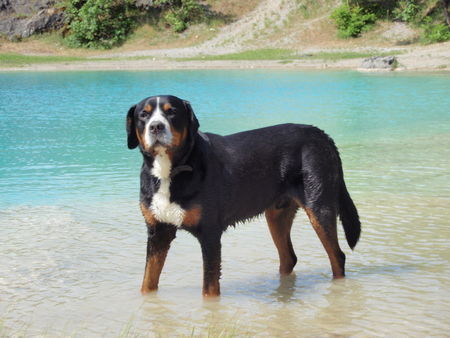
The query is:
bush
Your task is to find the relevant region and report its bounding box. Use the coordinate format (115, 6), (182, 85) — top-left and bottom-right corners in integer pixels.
(65, 0), (138, 49)
(348, 0), (398, 18)
(421, 18), (450, 43)
(331, 5), (377, 38)
(393, 0), (421, 23)
(155, 0), (206, 32)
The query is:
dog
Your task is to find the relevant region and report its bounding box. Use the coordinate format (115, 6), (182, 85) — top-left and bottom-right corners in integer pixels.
(126, 95), (361, 297)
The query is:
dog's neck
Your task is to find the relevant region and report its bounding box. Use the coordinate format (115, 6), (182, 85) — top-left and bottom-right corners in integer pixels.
(142, 132), (207, 179)
(143, 146), (193, 180)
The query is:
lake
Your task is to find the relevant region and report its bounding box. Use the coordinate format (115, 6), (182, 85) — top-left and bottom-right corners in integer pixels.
(0, 70), (449, 336)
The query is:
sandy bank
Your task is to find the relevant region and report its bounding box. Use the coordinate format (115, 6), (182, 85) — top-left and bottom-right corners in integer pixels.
(1, 49), (449, 72)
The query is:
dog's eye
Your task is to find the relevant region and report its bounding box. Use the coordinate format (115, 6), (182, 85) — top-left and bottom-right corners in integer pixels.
(165, 108), (176, 117)
(139, 111), (150, 119)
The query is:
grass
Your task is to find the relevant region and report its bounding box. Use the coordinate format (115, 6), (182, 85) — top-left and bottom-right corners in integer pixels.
(178, 48), (297, 61)
(176, 48), (403, 61)
(0, 48), (404, 68)
(0, 53), (88, 67)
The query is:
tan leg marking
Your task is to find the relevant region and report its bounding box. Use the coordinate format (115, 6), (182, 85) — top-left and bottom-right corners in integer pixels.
(203, 279), (220, 297)
(265, 201), (298, 274)
(141, 251), (169, 294)
(304, 207), (345, 278)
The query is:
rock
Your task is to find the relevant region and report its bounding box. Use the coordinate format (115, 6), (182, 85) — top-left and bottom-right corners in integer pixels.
(0, 0), (64, 40)
(360, 56), (398, 70)
(0, 0), (56, 15)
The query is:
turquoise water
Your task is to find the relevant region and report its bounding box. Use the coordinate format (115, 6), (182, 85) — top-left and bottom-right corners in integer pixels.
(0, 70), (449, 336)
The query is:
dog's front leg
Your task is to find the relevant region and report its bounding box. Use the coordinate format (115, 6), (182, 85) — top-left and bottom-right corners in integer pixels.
(199, 232), (222, 297)
(141, 223), (177, 294)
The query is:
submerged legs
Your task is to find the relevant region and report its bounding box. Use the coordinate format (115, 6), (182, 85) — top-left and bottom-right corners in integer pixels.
(265, 200), (298, 275)
(305, 207), (346, 278)
(141, 224), (177, 294)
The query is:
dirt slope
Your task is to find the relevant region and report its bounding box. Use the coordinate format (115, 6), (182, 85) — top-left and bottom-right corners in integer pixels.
(1, 0), (449, 71)
(99, 0), (312, 58)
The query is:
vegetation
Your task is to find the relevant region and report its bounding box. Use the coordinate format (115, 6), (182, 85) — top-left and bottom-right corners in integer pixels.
(63, 0), (209, 48)
(330, 0), (450, 43)
(0, 53), (88, 67)
(393, 0), (421, 23)
(421, 19), (450, 42)
(331, 4), (377, 38)
(64, 0), (138, 49)
(156, 0), (207, 33)
(0, 49), (404, 67)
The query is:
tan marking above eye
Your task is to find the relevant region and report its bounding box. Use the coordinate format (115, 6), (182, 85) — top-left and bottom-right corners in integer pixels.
(163, 103), (172, 112)
(144, 104), (152, 113)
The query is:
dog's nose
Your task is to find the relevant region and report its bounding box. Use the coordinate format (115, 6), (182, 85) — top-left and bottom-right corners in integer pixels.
(149, 121), (165, 134)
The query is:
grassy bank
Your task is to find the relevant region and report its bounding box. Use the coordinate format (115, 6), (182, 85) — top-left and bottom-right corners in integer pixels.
(0, 53), (89, 67)
(176, 48), (403, 61)
(0, 48), (404, 68)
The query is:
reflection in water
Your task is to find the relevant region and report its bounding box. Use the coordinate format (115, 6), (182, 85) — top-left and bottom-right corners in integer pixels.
(274, 274), (297, 303)
(1, 71), (449, 336)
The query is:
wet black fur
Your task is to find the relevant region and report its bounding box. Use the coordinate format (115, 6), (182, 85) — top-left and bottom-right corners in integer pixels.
(126, 95), (361, 294)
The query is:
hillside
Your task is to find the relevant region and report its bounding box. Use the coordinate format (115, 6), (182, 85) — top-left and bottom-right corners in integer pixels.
(0, 0), (449, 71)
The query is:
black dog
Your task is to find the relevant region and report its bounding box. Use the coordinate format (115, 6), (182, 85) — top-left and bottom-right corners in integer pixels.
(126, 95), (360, 296)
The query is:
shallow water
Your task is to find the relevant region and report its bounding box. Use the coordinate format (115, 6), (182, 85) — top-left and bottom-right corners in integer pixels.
(0, 70), (449, 336)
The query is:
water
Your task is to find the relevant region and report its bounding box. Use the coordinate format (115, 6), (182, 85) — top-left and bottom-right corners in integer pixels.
(0, 70), (449, 336)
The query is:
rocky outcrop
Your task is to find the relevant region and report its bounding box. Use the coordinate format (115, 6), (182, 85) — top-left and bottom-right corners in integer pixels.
(0, 0), (64, 40)
(382, 22), (419, 45)
(360, 56), (398, 70)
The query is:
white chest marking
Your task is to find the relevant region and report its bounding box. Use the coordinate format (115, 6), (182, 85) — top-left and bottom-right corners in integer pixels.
(150, 149), (186, 227)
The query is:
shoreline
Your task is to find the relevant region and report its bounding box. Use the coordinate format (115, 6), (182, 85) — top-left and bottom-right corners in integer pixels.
(1, 42), (449, 72)
(1, 58), (449, 72)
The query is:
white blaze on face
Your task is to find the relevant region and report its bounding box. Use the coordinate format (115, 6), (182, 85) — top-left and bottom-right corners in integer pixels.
(150, 146), (186, 227)
(144, 96), (173, 148)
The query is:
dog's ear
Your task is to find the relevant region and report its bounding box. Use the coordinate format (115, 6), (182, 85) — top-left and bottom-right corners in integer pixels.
(126, 104), (139, 149)
(183, 100), (199, 138)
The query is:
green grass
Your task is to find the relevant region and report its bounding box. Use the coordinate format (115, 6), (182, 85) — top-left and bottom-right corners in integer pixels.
(176, 48), (403, 61)
(0, 49), (405, 68)
(0, 53), (88, 67)
(178, 48), (298, 61)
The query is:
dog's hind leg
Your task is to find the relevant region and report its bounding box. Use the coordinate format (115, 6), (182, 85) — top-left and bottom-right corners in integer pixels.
(141, 223), (177, 294)
(305, 207), (346, 278)
(265, 199), (298, 275)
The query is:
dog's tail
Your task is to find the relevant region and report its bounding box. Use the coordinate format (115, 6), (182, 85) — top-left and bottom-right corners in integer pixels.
(339, 179), (361, 250)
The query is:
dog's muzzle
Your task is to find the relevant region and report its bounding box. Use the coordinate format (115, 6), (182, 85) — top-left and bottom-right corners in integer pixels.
(145, 120), (172, 148)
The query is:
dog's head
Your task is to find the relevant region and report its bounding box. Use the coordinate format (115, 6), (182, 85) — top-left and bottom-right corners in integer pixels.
(126, 95), (199, 157)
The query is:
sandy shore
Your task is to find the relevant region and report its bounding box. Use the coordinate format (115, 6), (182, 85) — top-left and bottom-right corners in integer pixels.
(1, 43), (449, 72)
(1, 58), (449, 72)
(0, 58), (357, 72)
